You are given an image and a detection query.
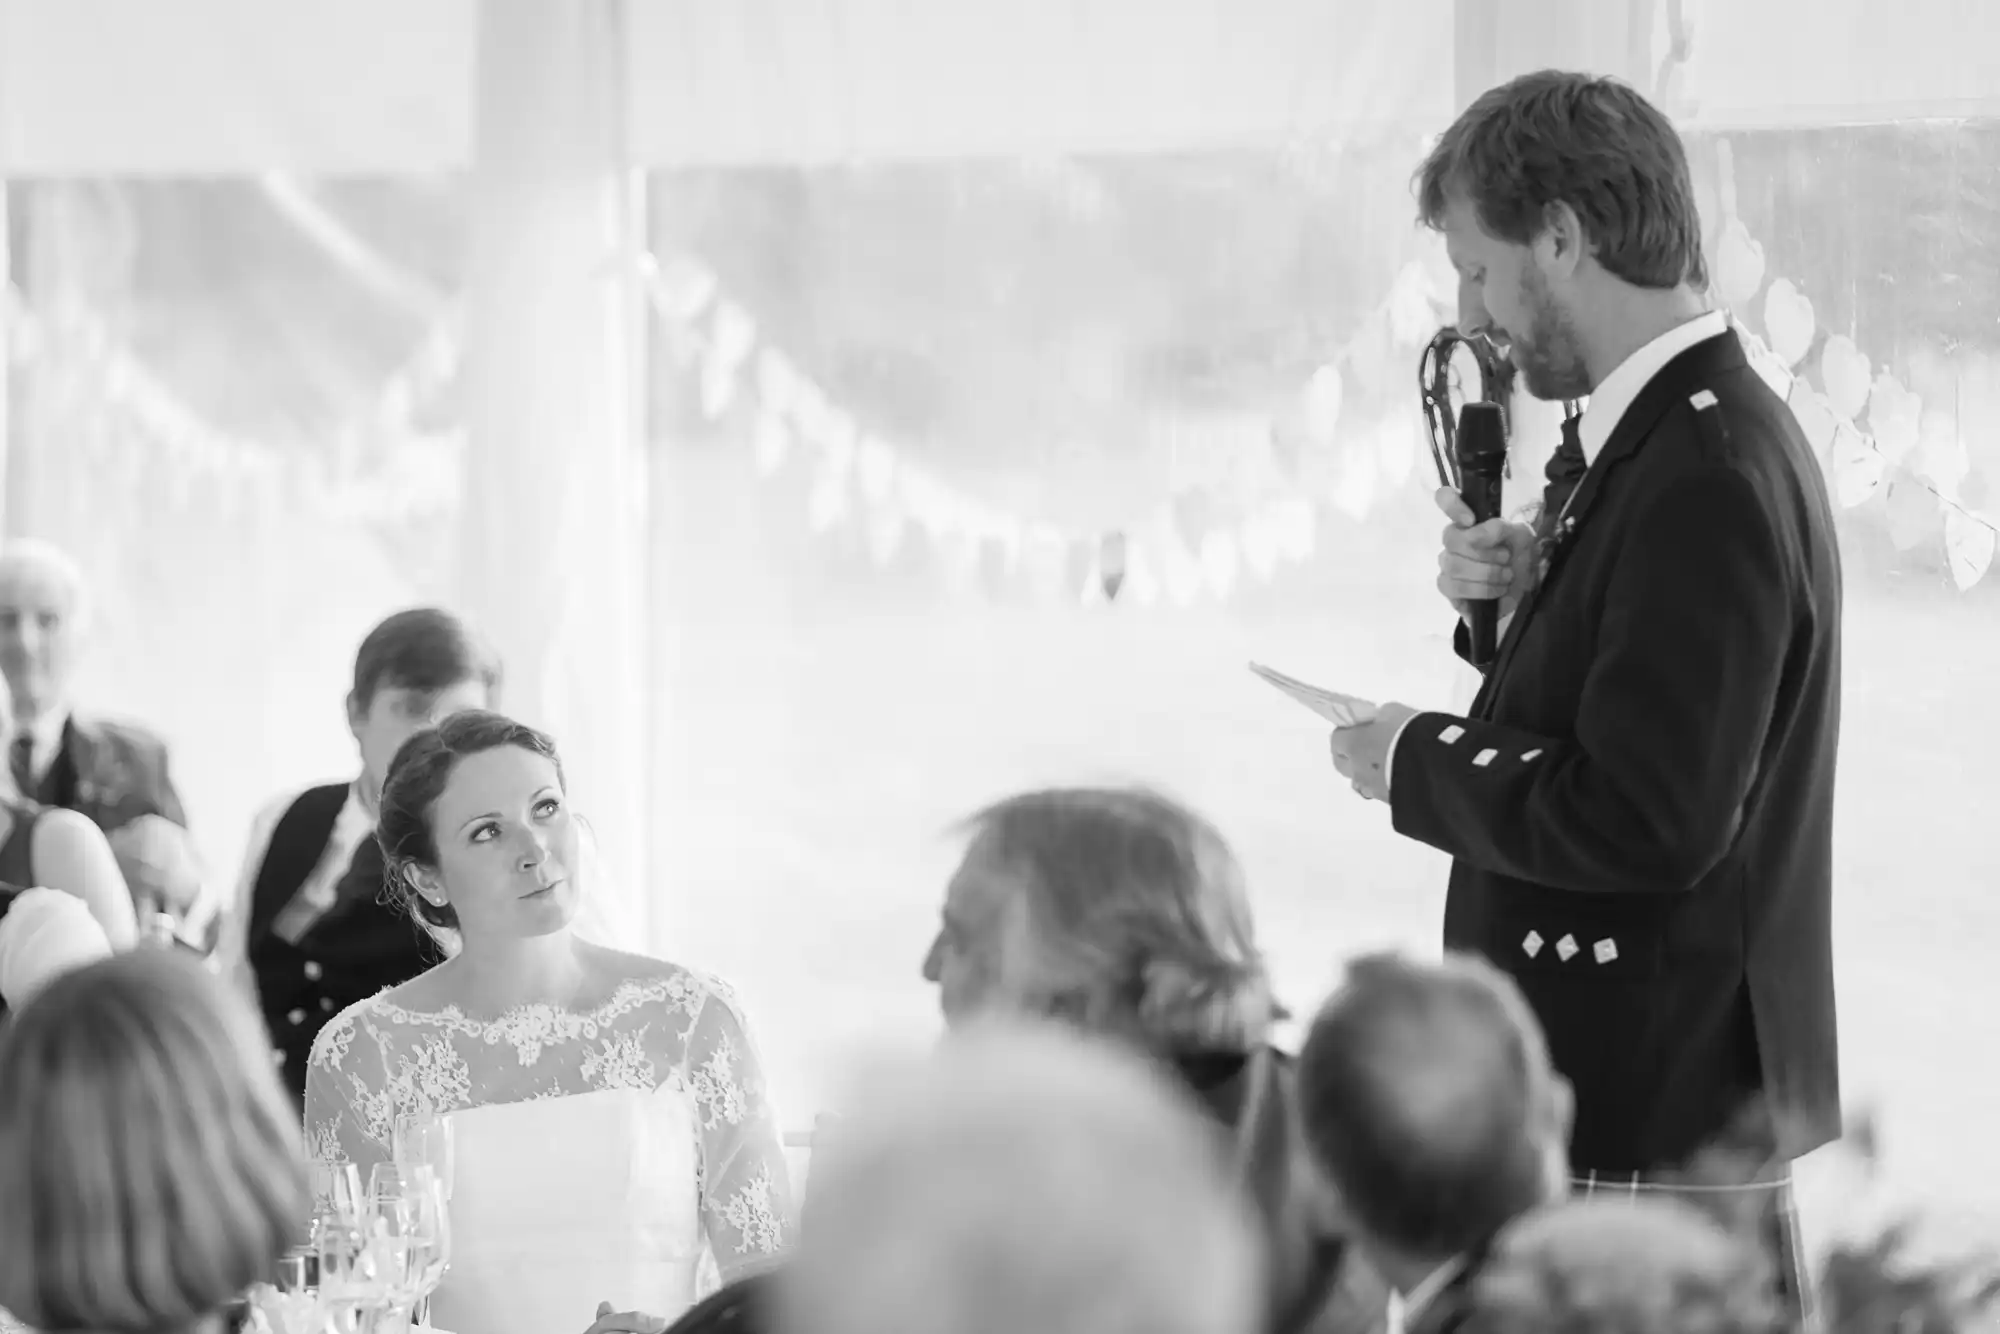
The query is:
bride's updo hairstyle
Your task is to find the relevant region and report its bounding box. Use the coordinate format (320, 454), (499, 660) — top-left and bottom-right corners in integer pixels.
(0, 950), (307, 1334)
(377, 709), (565, 931)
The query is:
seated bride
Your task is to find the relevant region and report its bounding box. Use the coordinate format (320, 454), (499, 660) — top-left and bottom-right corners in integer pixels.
(303, 710), (793, 1334)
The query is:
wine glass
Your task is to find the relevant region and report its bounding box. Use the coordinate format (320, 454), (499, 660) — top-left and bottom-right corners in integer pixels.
(368, 1164), (451, 1331)
(313, 1161), (366, 1229)
(249, 1246), (323, 1334)
(304, 1159), (369, 1324)
(402, 1172), (451, 1329)
(392, 1112), (456, 1203)
(390, 1115), (455, 1328)
(315, 1204), (388, 1334)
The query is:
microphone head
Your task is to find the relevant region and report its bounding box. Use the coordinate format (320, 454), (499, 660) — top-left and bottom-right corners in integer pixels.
(1454, 400), (1508, 471)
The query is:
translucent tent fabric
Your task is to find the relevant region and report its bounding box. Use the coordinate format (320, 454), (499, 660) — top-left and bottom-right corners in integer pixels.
(0, 0), (1452, 173)
(6, 0), (2000, 173)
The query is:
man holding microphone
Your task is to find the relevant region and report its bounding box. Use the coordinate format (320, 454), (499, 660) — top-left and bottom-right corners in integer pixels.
(1327, 70), (1842, 1325)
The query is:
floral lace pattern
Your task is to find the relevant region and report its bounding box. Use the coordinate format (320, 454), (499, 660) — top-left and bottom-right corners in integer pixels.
(303, 966), (792, 1278)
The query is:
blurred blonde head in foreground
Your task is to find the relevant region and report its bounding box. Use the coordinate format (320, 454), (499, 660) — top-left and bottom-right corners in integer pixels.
(1470, 1196), (1783, 1334)
(783, 1018), (1263, 1334)
(927, 786), (1281, 1052)
(0, 950), (307, 1334)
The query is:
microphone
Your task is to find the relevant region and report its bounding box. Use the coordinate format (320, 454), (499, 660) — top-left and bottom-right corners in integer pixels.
(1454, 401), (1509, 668)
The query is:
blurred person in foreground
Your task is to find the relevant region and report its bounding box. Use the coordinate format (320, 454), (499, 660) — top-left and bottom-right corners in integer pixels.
(1467, 1196), (1782, 1334)
(0, 949), (307, 1334)
(0, 540), (203, 936)
(919, 785), (1389, 1334)
(1296, 953), (1572, 1334)
(1325, 69), (1839, 1326)
(779, 1019), (1263, 1334)
(0, 884), (112, 1014)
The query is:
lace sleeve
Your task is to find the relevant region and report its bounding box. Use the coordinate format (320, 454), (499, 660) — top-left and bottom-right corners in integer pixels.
(302, 1010), (393, 1189)
(682, 978), (793, 1277)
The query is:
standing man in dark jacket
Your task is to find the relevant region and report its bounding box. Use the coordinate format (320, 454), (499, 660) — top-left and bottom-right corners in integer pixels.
(218, 608), (500, 1101)
(1326, 71), (1840, 1327)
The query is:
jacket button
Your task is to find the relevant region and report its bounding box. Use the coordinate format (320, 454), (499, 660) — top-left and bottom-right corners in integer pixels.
(303, 961), (323, 981)
(288, 1009), (307, 1026)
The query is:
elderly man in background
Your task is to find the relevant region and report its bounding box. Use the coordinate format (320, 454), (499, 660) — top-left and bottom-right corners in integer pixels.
(782, 1020), (1262, 1334)
(0, 540), (205, 937)
(1295, 953), (1573, 1334)
(920, 785), (1388, 1334)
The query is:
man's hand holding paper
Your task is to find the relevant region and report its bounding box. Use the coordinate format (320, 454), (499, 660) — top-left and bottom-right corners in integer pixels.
(1247, 663), (1382, 728)
(1326, 703), (1419, 804)
(1247, 663), (1417, 804)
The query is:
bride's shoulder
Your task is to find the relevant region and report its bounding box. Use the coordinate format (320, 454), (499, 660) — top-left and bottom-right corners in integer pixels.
(307, 984), (432, 1068)
(319, 969), (464, 1041)
(356, 960), (467, 1018)
(577, 943), (746, 1014)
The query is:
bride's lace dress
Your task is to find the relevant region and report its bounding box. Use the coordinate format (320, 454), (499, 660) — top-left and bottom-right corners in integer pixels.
(303, 965), (791, 1334)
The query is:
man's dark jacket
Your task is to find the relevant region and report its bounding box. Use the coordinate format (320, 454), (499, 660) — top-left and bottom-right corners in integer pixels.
(1391, 329), (1842, 1173)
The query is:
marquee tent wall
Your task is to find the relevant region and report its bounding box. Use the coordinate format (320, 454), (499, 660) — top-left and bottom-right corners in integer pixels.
(5, 0), (1993, 177)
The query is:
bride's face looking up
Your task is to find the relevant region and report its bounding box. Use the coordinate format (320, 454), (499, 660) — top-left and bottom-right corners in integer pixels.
(379, 711), (584, 944)
(419, 744), (582, 941)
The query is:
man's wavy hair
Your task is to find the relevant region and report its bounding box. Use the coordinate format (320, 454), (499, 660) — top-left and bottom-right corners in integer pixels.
(953, 786), (1282, 1056)
(1415, 69), (1707, 291)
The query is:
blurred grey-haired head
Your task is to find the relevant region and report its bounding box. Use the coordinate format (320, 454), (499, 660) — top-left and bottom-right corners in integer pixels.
(933, 785), (1281, 1053)
(783, 1018), (1264, 1334)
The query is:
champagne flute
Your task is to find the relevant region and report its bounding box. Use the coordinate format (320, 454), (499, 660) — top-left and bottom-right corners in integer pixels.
(251, 1247), (322, 1334)
(305, 1158), (367, 1321)
(313, 1161), (366, 1229)
(403, 1172), (451, 1329)
(390, 1117), (455, 1327)
(316, 1201), (386, 1334)
(392, 1113), (456, 1203)
(368, 1164), (450, 1331)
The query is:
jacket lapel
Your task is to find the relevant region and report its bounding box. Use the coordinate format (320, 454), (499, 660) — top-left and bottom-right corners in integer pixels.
(49, 716), (100, 806)
(1556, 329), (1748, 544)
(1474, 329), (1749, 716)
(62, 716), (99, 765)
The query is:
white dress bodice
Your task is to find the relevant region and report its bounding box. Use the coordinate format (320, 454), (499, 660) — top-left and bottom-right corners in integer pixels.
(435, 1087), (701, 1333)
(303, 966), (792, 1334)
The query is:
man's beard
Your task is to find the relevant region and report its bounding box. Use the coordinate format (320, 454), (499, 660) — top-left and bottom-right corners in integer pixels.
(1508, 284), (1591, 401)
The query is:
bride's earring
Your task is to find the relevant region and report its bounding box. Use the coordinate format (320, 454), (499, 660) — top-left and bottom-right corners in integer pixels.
(405, 866), (447, 908)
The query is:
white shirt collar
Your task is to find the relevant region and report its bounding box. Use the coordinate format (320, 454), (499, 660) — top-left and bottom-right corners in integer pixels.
(346, 777), (377, 826)
(1399, 1254), (1471, 1329)
(1575, 309), (1730, 465)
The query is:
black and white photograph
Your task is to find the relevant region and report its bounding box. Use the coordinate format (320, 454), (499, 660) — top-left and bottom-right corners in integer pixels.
(0, 2), (1996, 1333)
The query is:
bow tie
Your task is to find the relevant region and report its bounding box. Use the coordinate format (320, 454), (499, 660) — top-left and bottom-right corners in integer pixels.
(1539, 415), (1588, 539)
